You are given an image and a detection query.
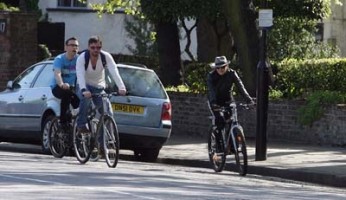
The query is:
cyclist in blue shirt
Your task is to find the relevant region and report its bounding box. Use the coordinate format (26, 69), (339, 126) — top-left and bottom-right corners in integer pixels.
(51, 37), (80, 128)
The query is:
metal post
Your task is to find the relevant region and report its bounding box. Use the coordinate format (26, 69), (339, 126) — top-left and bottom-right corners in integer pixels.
(256, 0), (269, 161)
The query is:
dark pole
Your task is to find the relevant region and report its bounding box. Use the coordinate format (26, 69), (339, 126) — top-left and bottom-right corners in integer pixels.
(256, 0), (269, 161)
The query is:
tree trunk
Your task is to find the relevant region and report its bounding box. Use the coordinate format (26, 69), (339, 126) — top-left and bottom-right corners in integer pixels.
(196, 18), (235, 63)
(222, 0), (259, 96)
(19, 0), (27, 12)
(156, 21), (182, 86)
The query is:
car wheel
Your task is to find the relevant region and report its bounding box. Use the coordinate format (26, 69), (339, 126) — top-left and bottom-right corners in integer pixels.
(134, 148), (160, 162)
(42, 115), (55, 154)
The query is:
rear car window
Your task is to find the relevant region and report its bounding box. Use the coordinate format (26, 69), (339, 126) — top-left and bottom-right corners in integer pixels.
(106, 67), (167, 99)
(14, 64), (44, 89)
(33, 64), (54, 88)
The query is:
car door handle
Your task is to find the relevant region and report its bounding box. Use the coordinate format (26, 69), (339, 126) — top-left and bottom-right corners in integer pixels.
(41, 95), (47, 101)
(18, 95), (24, 101)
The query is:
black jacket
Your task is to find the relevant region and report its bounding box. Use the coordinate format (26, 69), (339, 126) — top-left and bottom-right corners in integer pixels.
(207, 69), (252, 106)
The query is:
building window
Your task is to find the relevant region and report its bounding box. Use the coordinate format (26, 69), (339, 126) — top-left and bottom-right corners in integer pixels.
(58, 0), (87, 8)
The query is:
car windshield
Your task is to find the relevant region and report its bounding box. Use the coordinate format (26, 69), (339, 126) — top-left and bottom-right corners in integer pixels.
(106, 67), (167, 99)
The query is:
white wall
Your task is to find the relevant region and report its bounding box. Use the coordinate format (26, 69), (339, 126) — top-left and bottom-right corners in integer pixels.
(323, 1), (346, 57)
(49, 11), (134, 54)
(38, 0), (198, 60)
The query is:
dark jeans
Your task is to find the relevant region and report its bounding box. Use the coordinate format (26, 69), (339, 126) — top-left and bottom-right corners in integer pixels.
(52, 85), (80, 124)
(212, 110), (231, 142)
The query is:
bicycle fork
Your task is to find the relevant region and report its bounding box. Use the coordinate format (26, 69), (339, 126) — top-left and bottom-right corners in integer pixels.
(228, 124), (243, 153)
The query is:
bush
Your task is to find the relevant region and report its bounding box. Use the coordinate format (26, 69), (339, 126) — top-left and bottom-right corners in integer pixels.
(275, 58), (346, 98)
(183, 62), (210, 93)
(298, 91), (346, 126)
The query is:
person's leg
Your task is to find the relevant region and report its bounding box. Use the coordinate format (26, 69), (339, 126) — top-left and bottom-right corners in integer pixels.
(76, 87), (91, 130)
(70, 92), (80, 109)
(213, 111), (225, 152)
(88, 87), (104, 145)
(60, 91), (70, 124)
(52, 86), (69, 124)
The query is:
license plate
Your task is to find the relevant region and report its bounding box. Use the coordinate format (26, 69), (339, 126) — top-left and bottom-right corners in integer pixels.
(112, 103), (144, 114)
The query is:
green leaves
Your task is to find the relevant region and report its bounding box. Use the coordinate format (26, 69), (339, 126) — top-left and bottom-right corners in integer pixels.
(275, 58), (346, 98)
(298, 91), (346, 125)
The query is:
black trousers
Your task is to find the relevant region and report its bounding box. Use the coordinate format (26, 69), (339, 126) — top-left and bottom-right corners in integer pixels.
(212, 110), (231, 141)
(52, 85), (80, 123)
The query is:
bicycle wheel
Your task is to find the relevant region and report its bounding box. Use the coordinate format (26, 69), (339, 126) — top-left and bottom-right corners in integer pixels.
(98, 115), (119, 168)
(73, 120), (94, 164)
(207, 127), (226, 172)
(48, 118), (67, 158)
(232, 127), (248, 176)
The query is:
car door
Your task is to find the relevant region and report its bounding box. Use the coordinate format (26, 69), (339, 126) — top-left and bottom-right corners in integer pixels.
(21, 63), (55, 132)
(0, 64), (44, 134)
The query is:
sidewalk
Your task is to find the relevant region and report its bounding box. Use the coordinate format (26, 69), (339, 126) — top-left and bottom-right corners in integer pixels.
(157, 134), (346, 188)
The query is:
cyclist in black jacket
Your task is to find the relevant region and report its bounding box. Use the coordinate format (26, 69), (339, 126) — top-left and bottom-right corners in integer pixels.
(207, 56), (254, 150)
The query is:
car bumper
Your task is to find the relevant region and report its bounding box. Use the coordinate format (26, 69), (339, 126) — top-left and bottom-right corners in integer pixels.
(117, 124), (171, 150)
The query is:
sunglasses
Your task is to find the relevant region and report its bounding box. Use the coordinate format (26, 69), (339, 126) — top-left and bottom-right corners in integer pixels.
(216, 65), (227, 70)
(90, 46), (102, 50)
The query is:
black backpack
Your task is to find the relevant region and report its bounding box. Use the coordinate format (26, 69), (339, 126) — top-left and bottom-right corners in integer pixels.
(83, 50), (107, 70)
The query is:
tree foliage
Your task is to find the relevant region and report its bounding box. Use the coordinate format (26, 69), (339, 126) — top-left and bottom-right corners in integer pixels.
(124, 15), (158, 57)
(253, 0), (339, 19)
(268, 17), (340, 62)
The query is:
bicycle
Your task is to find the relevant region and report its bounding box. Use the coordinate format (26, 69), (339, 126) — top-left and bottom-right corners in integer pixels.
(207, 102), (252, 176)
(48, 108), (76, 158)
(48, 85), (79, 158)
(73, 92), (120, 168)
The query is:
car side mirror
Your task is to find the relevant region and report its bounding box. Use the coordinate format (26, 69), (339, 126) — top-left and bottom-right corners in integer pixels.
(6, 80), (20, 90)
(6, 81), (13, 89)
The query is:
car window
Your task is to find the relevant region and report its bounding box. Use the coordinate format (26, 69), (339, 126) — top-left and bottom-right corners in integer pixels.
(33, 64), (54, 88)
(14, 64), (44, 89)
(106, 67), (167, 99)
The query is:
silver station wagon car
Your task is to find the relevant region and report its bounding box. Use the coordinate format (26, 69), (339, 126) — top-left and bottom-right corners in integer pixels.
(0, 59), (172, 162)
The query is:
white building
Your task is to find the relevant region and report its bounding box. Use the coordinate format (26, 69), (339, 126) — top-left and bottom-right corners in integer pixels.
(323, 0), (346, 56)
(38, 0), (197, 60)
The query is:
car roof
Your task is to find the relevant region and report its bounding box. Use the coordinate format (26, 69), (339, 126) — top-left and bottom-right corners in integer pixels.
(40, 58), (153, 72)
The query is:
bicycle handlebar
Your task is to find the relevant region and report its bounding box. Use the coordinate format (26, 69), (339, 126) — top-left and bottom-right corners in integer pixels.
(211, 102), (255, 112)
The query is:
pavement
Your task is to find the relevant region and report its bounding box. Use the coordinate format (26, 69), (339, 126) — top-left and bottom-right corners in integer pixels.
(156, 134), (346, 188)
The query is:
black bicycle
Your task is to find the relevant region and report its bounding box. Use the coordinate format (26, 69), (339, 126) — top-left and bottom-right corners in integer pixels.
(207, 102), (251, 176)
(48, 107), (77, 158)
(73, 92), (120, 168)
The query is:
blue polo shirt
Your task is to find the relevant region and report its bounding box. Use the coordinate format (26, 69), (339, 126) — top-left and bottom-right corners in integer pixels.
(51, 53), (78, 88)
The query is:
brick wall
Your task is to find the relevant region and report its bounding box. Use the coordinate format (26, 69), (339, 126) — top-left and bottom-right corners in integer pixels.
(0, 12), (38, 90)
(168, 92), (346, 147)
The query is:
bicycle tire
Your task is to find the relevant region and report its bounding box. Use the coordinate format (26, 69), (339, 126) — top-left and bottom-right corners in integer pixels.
(232, 127), (248, 176)
(72, 120), (94, 164)
(98, 115), (119, 168)
(207, 127), (226, 172)
(48, 118), (67, 158)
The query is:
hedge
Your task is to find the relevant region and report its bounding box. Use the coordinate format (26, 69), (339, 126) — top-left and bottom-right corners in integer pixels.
(275, 58), (346, 98)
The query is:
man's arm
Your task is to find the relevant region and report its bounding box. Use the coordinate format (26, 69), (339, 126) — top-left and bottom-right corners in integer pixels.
(53, 56), (65, 88)
(76, 52), (87, 91)
(232, 71), (254, 103)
